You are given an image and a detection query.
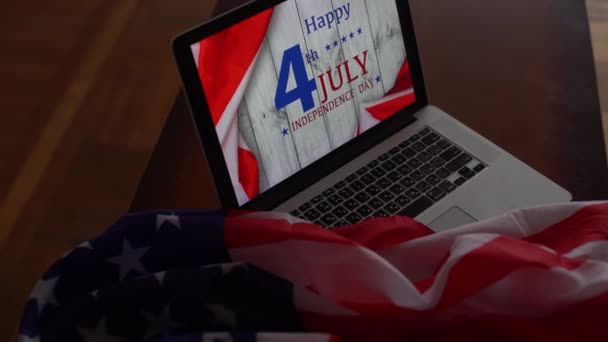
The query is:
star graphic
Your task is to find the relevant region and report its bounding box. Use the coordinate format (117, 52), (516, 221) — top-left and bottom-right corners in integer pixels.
(325, 44), (331, 51)
(375, 75), (382, 83)
(29, 276), (60, 314)
(106, 239), (150, 279)
(341, 36), (347, 43)
(281, 128), (289, 136)
(156, 213), (181, 230)
(142, 304), (181, 340)
(333, 40), (339, 47)
(19, 335), (39, 342)
(207, 304), (237, 329)
(90, 290), (100, 299)
(219, 262), (248, 276)
(349, 32), (355, 39)
(357, 27), (363, 35)
(77, 317), (124, 342)
(154, 271), (167, 286)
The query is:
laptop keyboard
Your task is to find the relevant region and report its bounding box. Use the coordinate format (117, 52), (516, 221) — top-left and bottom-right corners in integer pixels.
(289, 127), (487, 229)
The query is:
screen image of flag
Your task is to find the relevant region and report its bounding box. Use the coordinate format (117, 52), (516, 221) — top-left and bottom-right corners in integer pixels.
(19, 202), (608, 341)
(191, 0), (417, 205)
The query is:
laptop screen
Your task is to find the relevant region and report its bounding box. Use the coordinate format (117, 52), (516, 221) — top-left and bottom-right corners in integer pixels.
(191, 0), (416, 205)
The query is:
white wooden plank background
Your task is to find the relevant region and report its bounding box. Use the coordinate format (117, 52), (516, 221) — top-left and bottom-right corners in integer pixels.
(296, 0), (359, 149)
(237, 0), (409, 192)
(266, 0), (334, 168)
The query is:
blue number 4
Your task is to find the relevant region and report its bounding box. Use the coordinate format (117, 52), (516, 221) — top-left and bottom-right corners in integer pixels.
(275, 44), (317, 112)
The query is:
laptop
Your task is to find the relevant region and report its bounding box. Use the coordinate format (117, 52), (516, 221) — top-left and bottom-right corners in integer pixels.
(172, 0), (571, 231)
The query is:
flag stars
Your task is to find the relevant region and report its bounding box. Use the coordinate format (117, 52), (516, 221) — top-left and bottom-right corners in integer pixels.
(357, 27), (363, 35)
(106, 239), (150, 280)
(326, 31), (362, 53)
(156, 213), (181, 230)
(349, 31), (355, 39)
(333, 40), (339, 47)
(375, 75), (382, 83)
(29, 276), (60, 314)
(281, 128), (289, 136)
(325, 43), (331, 51)
(341, 36), (347, 43)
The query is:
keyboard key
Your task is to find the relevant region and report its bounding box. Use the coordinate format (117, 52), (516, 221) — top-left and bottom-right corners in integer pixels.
(344, 199), (360, 210)
(320, 214), (338, 226)
(357, 166), (369, 175)
(454, 177), (467, 186)
(373, 209), (390, 217)
(384, 202), (401, 214)
(346, 174), (358, 182)
(389, 184), (406, 195)
(416, 181), (431, 192)
(409, 134), (422, 142)
(345, 212), (363, 224)
(311, 196), (323, 204)
(410, 170), (425, 181)
(418, 151), (432, 162)
(436, 168), (451, 179)
(371, 167), (387, 178)
(406, 188), (422, 200)
(430, 157), (445, 168)
(397, 165), (412, 176)
(355, 192), (371, 203)
(360, 174), (376, 185)
(338, 188), (355, 199)
(356, 205), (374, 217)
(422, 132), (441, 146)
(316, 201), (332, 213)
(412, 142), (426, 152)
(395, 195), (411, 206)
(334, 220), (349, 227)
(365, 185), (381, 196)
(386, 171), (403, 182)
(407, 158), (423, 169)
(290, 210), (301, 217)
(399, 139), (411, 148)
(458, 167), (473, 176)
(421, 164), (436, 174)
(299, 203), (312, 212)
(379, 191), (395, 202)
(334, 181), (347, 189)
(389, 146), (401, 155)
(428, 145), (443, 156)
(379, 153), (391, 161)
(368, 197), (384, 209)
(439, 180), (457, 193)
(419, 127), (431, 136)
(426, 174), (441, 186)
(349, 180), (366, 192)
(391, 154), (406, 165)
(304, 209), (321, 221)
(400, 177), (415, 188)
(376, 178), (392, 189)
(446, 153), (473, 172)
(427, 187), (447, 201)
(367, 160), (380, 168)
(474, 164), (486, 172)
(401, 148), (416, 158)
(437, 139), (452, 150)
(332, 206), (349, 218)
(440, 146), (462, 161)
(382, 160), (397, 171)
(398, 196), (434, 217)
(322, 188), (335, 197)
(328, 195), (344, 205)
(462, 169), (476, 179)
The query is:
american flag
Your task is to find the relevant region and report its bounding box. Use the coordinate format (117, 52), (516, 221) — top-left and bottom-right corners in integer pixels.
(19, 202), (608, 341)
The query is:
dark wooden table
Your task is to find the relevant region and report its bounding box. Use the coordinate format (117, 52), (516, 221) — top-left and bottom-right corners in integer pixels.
(131, 0), (608, 212)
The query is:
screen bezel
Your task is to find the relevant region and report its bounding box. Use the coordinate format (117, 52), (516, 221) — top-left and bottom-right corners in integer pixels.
(172, 0), (429, 210)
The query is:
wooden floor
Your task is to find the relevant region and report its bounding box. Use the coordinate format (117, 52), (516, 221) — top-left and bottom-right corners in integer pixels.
(0, 0), (605, 340)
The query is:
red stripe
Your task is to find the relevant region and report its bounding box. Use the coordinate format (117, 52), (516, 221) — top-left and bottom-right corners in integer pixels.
(198, 9), (273, 125)
(366, 92), (416, 121)
(334, 216), (434, 250)
(385, 58), (412, 96)
(237, 147), (259, 199)
(524, 203), (608, 253)
(224, 217), (357, 248)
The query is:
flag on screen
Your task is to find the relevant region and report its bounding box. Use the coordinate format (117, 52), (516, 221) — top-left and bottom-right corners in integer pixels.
(20, 202), (608, 341)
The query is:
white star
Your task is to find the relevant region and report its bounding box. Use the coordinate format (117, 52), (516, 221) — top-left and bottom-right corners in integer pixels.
(77, 317), (124, 342)
(156, 213), (181, 230)
(154, 271), (167, 286)
(78, 241), (93, 249)
(19, 335), (39, 342)
(105, 239), (150, 279)
(207, 304), (237, 329)
(90, 290), (100, 299)
(219, 263), (247, 276)
(29, 276), (60, 313)
(142, 304), (181, 340)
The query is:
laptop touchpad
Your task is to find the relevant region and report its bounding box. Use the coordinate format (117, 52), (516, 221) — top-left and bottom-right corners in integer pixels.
(429, 206), (477, 231)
